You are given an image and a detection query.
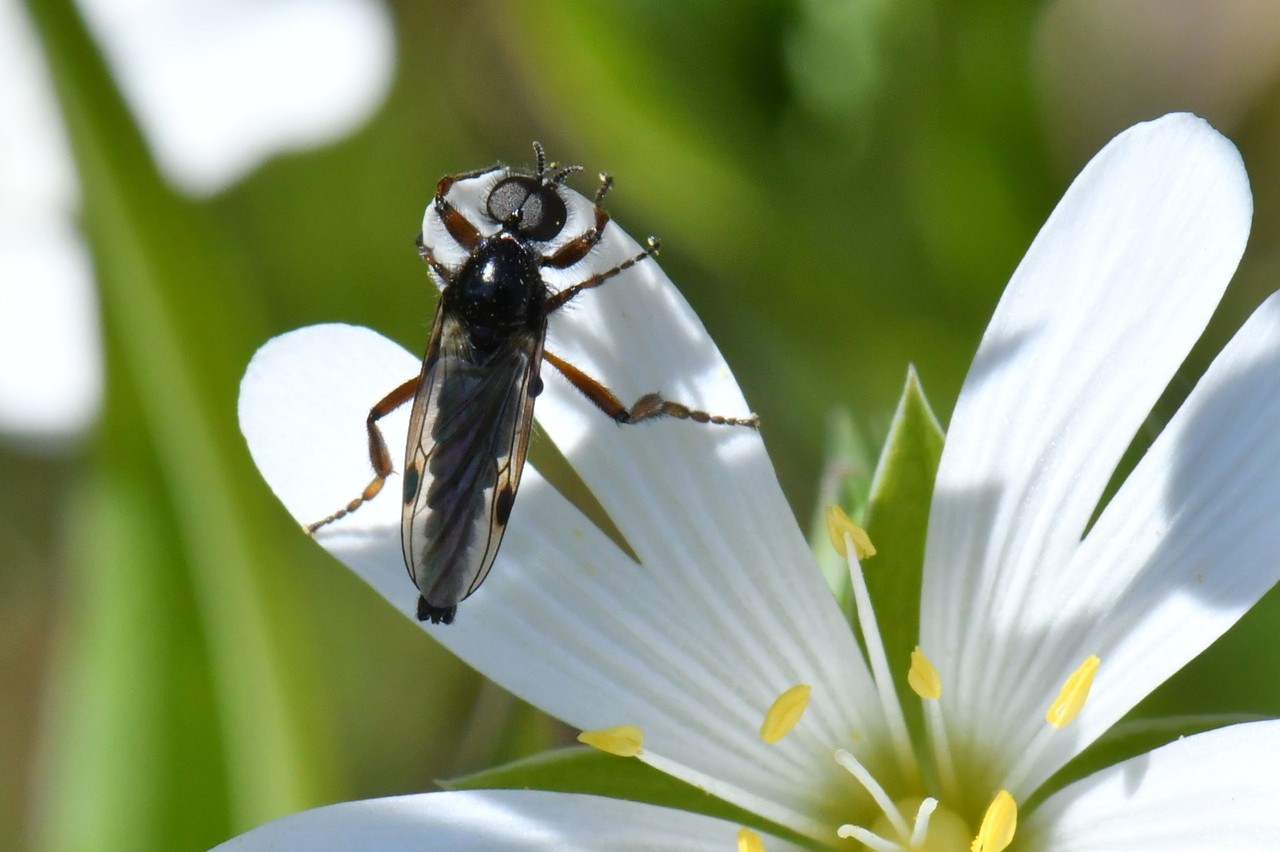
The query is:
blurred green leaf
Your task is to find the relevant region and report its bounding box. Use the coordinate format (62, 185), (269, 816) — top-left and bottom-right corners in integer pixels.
(26, 0), (333, 847)
(37, 470), (230, 849)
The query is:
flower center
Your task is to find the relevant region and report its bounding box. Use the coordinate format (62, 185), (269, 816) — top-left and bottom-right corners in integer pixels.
(856, 797), (970, 851)
(832, 746), (985, 852)
(820, 508), (1099, 852)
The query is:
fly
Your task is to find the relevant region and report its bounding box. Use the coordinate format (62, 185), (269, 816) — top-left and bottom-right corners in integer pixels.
(308, 143), (758, 625)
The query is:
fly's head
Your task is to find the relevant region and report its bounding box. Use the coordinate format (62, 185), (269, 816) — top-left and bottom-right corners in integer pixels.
(485, 141), (582, 243)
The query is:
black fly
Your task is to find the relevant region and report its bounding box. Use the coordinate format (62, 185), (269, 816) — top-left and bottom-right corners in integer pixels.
(308, 143), (758, 624)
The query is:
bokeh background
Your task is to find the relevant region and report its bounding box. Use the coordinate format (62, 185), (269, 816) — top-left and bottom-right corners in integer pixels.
(5, 1), (1280, 849)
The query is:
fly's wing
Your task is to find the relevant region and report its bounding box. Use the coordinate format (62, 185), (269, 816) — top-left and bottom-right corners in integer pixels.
(401, 304), (543, 622)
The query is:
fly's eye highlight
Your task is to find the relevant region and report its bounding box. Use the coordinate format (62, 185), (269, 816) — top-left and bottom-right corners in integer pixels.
(487, 175), (568, 242)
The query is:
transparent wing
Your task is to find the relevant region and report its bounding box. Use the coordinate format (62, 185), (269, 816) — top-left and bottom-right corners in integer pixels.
(401, 303), (543, 621)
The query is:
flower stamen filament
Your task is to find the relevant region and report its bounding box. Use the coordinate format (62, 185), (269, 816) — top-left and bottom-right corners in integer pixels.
(908, 797), (939, 847)
(837, 794), (969, 851)
(828, 508), (918, 785)
(835, 748), (913, 841)
(910, 646), (959, 800)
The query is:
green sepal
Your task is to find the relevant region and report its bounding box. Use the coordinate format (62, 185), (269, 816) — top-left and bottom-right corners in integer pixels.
(861, 367), (944, 710)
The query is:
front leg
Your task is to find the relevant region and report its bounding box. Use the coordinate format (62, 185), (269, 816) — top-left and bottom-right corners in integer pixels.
(416, 233), (456, 286)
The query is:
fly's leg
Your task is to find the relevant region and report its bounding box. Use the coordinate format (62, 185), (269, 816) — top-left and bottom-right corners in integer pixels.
(306, 374), (421, 533)
(543, 228), (755, 428)
(543, 350), (758, 429)
(416, 234), (455, 284)
(545, 236), (661, 312)
(535, 171), (616, 276)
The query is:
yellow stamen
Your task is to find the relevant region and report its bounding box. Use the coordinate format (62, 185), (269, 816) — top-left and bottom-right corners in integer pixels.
(759, 684), (811, 743)
(908, 646), (942, 700)
(736, 827), (765, 852)
(970, 790), (1016, 852)
(825, 505), (876, 560)
(577, 724), (643, 757)
(1046, 655), (1100, 729)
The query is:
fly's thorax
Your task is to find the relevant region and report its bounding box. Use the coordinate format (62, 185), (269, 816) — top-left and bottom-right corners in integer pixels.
(449, 233), (548, 347)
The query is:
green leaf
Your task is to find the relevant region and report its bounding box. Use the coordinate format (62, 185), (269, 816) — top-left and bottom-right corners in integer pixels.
(25, 1), (333, 847)
(807, 409), (876, 613)
(861, 367), (943, 708)
(444, 747), (804, 845)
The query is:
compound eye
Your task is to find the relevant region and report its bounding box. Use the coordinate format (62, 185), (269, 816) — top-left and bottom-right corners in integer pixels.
(487, 176), (568, 241)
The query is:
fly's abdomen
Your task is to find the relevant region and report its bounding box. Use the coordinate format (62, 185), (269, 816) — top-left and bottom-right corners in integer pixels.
(400, 335), (537, 615)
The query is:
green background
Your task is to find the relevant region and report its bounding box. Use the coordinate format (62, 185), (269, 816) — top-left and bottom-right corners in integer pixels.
(7, 1), (1280, 849)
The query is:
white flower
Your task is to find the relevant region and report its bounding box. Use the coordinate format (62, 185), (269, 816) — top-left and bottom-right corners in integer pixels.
(0, 0), (101, 445)
(233, 113), (1280, 849)
(0, 0), (392, 445)
(75, 0), (395, 195)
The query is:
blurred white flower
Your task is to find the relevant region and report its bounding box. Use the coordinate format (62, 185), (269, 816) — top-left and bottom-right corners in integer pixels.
(234, 115), (1280, 849)
(76, 0), (395, 195)
(0, 0), (393, 446)
(0, 0), (101, 446)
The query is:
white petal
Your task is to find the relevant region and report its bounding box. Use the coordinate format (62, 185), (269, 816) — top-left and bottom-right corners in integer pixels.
(0, 0), (102, 444)
(445, 171), (883, 832)
(919, 115), (1251, 771)
(76, 0), (395, 194)
(214, 789), (809, 851)
(240, 172), (887, 837)
(1023, 720), (1280, 850)
(995, 291), (1280, 791)
(240, 319), (877, 840)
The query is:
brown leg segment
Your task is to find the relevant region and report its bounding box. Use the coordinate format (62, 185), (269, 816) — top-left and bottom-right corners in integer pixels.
(541, 206), (611, 270)
(306, 373), (422, 533)
(545, 237), (661, 313)
(543, 350), (758, 429)
(416, 235), (455, 285)
(433, 190), (485, 252)
(538, 173), (613, 270)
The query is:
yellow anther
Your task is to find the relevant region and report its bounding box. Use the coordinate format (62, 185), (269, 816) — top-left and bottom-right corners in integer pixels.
(737, 827), (765, 852)
(1046, 655), (1100, 729)
(760, 684), (811, 743)
(970, 790), (1016, 852)
(908, 646), (942, 700)
(825, 505), (876, 560)
(577, 724), (644, 757)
